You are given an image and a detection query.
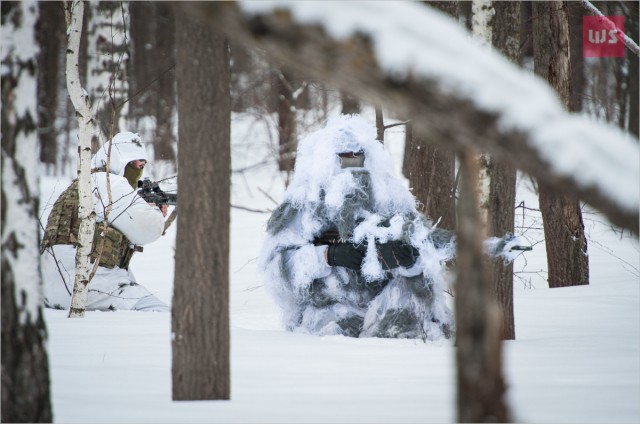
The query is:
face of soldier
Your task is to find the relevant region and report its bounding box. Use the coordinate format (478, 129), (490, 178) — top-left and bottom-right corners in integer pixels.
(338, 151), (365, 169)
(124, 160), (146, 189)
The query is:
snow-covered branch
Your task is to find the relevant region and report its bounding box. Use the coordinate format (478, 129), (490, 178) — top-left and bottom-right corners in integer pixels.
(580, 0), (640, 57)
(178, 1), (639, 234)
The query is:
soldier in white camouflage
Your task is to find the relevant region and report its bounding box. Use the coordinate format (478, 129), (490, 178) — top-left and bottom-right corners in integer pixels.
(40, 132), (170, 312)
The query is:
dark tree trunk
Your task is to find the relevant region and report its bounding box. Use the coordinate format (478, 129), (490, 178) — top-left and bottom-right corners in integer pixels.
(172, 7), (230, 400)
(340, 90), (360, 114)
(487, 1), (520, 340)
(375, 106), (384, 143)
(405, 120), (456, 229)
(129, 1), (158, 132)
(403, 1), (458, 230)
(455, 150), (510, 423)
(130, 1), (157, 120)
(276, 70), (296, 172)
(1, 2), (53, 421)
(36, 1), (64, 167)
(519, 1), (533, 67)
(624, 1), (639, 138)
(533, 1), (589, 288)
(154, 1), (177, 164)
(567, 1), (585, 113)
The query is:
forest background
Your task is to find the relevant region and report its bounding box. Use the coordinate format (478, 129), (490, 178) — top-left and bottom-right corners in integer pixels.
(2, 1), (639, 423)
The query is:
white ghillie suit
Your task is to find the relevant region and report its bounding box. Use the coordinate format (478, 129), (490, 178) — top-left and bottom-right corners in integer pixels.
(41, 132), (169, 312)
(259, 115), (460, 339)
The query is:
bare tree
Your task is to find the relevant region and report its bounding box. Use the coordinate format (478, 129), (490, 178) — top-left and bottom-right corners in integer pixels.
(375, 106), (385, 143)
(36, 1), (64, 170)
(533, 1), (589, 288)
(403, 1), (458, 231)
(1, 1), (53, 421)
(488, 1), (520, 340)
(455, 150), (510, 422)
(129, 1), (157, 138)
(341, 90), (361, 114)
(129, 1), (177, 168)
(154, 2), (178, 165)
(172, 7), (231, 400)
(275, 69), (296, 172)
(65, 0), (99, 318)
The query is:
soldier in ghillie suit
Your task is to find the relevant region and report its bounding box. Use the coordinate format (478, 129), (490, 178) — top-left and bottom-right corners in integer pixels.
(40, 132), (170, 311)
(258, 115), (525, 340)
(258, 115), (456, 340)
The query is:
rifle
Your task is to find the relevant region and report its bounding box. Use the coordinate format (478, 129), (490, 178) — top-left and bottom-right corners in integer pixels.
(137, 178), (177, 207)
(312, 228), (532, 254)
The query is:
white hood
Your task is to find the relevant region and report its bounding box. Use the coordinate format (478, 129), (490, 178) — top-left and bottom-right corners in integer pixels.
(91, 132), (149, 176)
(285, 114), (417, 217)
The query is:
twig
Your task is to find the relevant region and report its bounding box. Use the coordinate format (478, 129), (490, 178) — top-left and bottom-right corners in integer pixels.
(231, 204), (271, 214)
(383, 120), (410, 130)
(258, 187), (279, 206)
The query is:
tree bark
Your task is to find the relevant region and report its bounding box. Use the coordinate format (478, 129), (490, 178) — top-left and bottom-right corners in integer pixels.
(154, 1), (177, 164)
(567, 1), (585, 113)
(1, 2), (53, 421)
(65, 0), (98, 318)
(36, 1), (64, 168)
(487, 1), (520, 340)
(375, 106), (385, 143)
(129, 0), (156, 143)
(533, 1), (589, 288)
(341, 90), (361, 114)
(404, 1), (458, 230)
(455, 150), (510, 423)
(173, 7), (231, 400)
(275, 69), (296, 172)
(471, 0), (494, 228)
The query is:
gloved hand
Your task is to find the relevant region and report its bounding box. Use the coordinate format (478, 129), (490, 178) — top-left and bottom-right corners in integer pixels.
(377, 240), (420, 270)
(326, 242), (367, 270)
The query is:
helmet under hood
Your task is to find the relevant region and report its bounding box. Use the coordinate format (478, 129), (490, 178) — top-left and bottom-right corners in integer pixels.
(91, 132), (148, 176)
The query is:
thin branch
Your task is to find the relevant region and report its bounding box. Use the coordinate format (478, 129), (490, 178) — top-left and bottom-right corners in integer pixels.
(383, 120), (410, 130)
(580, 0), (640, 56)
(231, 204), (271, 214)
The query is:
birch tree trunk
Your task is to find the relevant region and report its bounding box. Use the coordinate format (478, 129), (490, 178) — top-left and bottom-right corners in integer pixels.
(533, 1), (589, 288)
(65, 0), (98, 318)
(1, 2), (53, 421)
(471, 0), (494, 226)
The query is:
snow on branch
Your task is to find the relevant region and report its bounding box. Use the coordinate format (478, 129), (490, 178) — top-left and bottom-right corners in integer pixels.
(580, 0), (640, 57)
(179, 1), (639, 234)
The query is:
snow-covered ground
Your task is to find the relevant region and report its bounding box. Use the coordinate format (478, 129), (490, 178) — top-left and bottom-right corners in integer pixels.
(41, 111), (639, 423)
